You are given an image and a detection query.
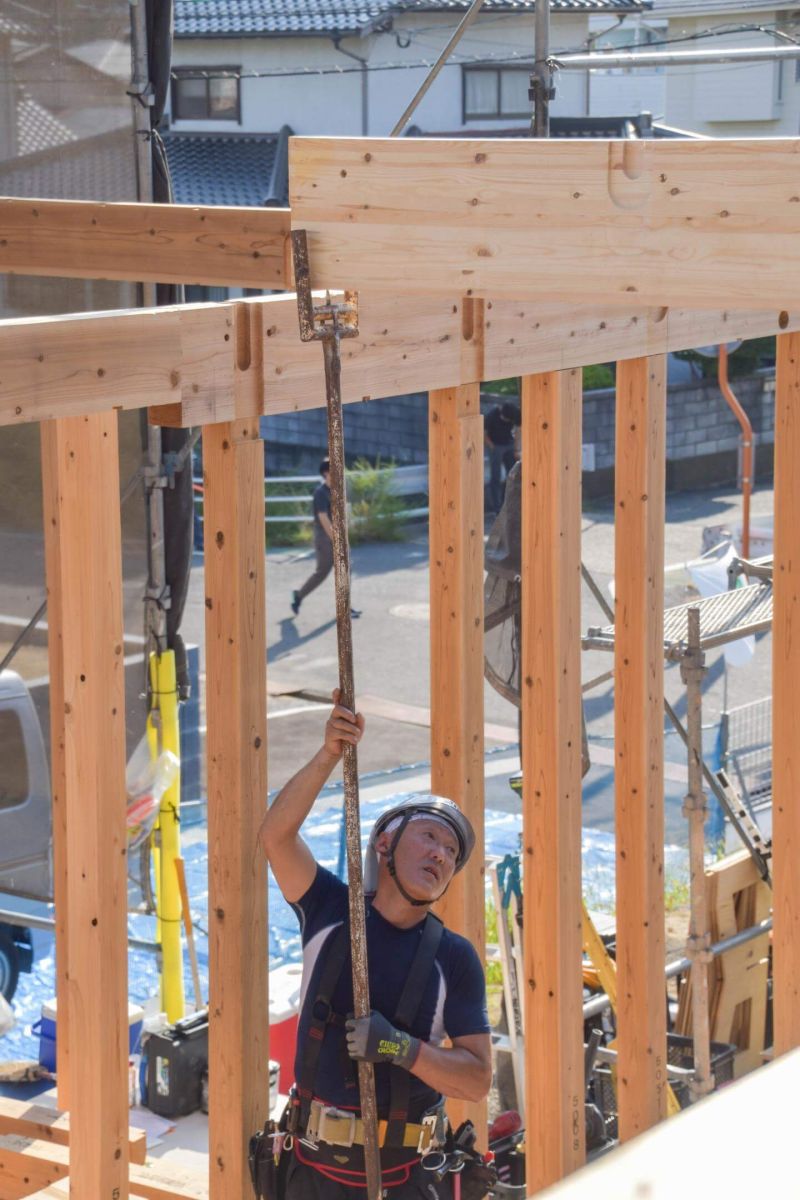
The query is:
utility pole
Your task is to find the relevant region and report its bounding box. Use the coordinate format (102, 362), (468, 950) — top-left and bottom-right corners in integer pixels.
(531, 0), (552, 136)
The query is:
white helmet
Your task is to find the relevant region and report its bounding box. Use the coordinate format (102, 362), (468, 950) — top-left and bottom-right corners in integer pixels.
(363, 793), (475, 905)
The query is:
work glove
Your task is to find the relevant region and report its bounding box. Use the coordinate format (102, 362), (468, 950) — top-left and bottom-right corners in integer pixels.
(345, 1011), (420, 1070)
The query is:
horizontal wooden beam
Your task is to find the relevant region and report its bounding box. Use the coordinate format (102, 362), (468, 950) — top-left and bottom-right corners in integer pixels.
(0, 1137), (208, 1200)
(0, 197), (290, 288)
(290, 137), (800, 309)
(1, 293), (795, 427)
(0, 1098), (146, 1163)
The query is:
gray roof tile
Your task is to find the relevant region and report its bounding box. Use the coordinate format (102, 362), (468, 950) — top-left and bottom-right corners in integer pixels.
(162, 129), (291, 206)
(176, 0), (646, 38)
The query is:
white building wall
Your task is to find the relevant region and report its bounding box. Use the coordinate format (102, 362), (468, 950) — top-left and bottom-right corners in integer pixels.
(662, 11), (800, 134)
(169, 11), (592, 137)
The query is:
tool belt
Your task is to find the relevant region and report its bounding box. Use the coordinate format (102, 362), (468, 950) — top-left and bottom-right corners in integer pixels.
(303, 1097), (447, 1153)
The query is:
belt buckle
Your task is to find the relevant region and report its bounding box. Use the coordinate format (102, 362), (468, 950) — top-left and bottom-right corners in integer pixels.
(418, 1112), (438, 1154)
(318, 1106), (357, 1148)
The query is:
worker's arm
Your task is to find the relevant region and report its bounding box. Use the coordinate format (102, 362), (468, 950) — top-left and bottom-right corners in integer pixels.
(318, 511), (334, 540)
(410, 1032), (492, 1103)
(259, 693), (365, 903)
(346, 1018), (492, 1104)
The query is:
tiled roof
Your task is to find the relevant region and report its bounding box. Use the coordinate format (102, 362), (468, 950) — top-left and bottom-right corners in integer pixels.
(406, 115), (697, 137)
(162, 128), (291, 206)
(175, 0), (646, 38)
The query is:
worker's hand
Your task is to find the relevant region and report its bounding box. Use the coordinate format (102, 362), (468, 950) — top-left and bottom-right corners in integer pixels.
(345, 1011), (420, 1071)
(322, 689), (365, 760)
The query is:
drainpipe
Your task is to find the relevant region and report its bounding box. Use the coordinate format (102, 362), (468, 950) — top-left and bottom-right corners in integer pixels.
(334, 38), (368, 135)
(718, 344), (752, 560)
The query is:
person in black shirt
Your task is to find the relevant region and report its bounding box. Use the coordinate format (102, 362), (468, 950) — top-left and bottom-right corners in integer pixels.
(484, 402), (520, 513)
(292, 459), (361, 619)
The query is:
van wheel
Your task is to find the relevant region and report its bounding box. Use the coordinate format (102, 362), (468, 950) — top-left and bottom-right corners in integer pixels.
(0, 932), (20, 1002)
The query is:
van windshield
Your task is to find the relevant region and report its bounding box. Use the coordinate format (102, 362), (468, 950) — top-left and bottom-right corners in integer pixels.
(0, 708), (29, 809)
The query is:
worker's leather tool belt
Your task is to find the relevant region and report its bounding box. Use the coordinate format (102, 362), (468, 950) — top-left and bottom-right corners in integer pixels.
(302, 1098), (447, 1152)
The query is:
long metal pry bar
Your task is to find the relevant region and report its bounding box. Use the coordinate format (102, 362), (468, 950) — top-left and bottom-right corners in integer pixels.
(291, 229), (382, 1200)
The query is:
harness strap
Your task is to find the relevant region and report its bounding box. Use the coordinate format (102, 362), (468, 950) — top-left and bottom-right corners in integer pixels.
(385, 912), (444, 1148)
(297, 921), (351, 1127)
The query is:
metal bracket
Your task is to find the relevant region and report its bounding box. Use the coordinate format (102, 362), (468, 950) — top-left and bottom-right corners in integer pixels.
(291, 229), (358, 343)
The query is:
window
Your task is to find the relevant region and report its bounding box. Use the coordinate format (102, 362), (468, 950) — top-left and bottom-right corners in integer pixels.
(463, 67), (531, 119)
(590, 22), (667, 75)
(172, 68), (240, 121)
(0, 709), (29, 810)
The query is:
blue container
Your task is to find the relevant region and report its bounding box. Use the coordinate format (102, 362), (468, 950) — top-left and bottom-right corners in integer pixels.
(33, 999), (144, 1072)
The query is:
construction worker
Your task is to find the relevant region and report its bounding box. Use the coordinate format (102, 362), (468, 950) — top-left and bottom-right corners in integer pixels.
(259, 694), (492, 1198)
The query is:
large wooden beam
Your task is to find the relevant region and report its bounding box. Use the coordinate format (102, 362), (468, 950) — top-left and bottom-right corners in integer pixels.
(0, 1137), (208, 1200)
(203, 420), (269, 1200)
(521, 369), (585, 1190)
(1, 293), (795, 428)
(0, 196), (290, 287)
(773, 331), (800, 1056)
(290, 137), (800, 309)
(614, 356), (668, 1138)
(0, 1098), (146, 1163)
(39, 413), (129, 1199)
(428, 383), (486, 1137)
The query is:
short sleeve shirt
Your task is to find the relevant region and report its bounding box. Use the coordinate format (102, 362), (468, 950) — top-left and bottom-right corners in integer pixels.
(485, 406), (515, 447)
(291, 866), (489, 1119)
(312, 482), (331, 529)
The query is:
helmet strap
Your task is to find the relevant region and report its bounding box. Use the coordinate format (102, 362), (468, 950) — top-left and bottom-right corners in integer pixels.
(385, 813), (451, 907)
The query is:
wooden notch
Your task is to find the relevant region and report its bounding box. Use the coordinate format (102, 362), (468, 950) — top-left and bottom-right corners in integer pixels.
(614, 355), (668, 1138)
(521, 369), (585, 1189)
(0, 196), (290, 287)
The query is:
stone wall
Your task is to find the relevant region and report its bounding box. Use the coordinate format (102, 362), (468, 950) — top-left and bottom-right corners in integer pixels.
(262, 373), (776, 498)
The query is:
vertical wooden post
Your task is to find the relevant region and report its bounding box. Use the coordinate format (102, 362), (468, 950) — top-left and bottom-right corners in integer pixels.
(614, 355), (668, 1139)
(521, 369), (585, 1190)
(773, 331), (800, 1055)
(429, 384), (486, 1136)
(41, 427), (69, 1112)
(204, 419), (269, 1200)
(40, 413), (129, 1198)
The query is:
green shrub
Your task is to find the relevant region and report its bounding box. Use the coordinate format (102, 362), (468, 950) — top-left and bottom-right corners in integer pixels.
(347, 458), (407, 544)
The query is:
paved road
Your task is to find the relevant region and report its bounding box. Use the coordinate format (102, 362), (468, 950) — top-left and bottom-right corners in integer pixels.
(179, 479), (775, 844)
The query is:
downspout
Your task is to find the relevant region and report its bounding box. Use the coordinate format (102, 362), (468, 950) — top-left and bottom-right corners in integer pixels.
(334, 37), (368, 135)
(718, 344), (753, 560)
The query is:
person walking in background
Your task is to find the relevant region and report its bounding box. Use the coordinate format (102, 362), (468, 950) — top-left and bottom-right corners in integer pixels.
(484, 401), (520, 513)
(292, 458), (360, 618)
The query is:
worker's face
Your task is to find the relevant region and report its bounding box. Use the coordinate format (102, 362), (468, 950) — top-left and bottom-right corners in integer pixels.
(377, 818), (460, 902)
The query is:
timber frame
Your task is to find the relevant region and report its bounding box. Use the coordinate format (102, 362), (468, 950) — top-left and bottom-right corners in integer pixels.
(1, 136), (799, 1199)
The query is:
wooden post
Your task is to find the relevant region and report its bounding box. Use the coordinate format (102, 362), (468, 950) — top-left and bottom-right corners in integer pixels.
(521, 369), (585, 1190)
(614, 355), (668, 1138)
(203, 420), (269, 1200)
(40, 413), (129, 1198)
(428, 384), (486, 1136)
(773, 331), (800, 1055)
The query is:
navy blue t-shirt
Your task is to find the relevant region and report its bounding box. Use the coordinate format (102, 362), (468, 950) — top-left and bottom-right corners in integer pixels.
(291, 866), (489, 1119)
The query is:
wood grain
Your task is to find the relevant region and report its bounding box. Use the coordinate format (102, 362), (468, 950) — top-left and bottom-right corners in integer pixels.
(614, 356), (668, 1139)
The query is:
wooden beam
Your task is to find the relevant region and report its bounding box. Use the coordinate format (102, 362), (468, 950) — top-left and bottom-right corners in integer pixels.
(773, 331), (800, 1056)
(0, 1098), (146, 1164)
(0, 294), (797, 428)
(41, 428), (69, 1111)
(428, 383), (486, 1138)
(203, 420), (269, 1200)
(614, 356), (668, 1139)
(0, 1137), (208, 1200)
(39, 413), (129, 1198)
(290, 137), (800, 308)
(521, 369), (585, 1190)
(0, 197), (290, 288)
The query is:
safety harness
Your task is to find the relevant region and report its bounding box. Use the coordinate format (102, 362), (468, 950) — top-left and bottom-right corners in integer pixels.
(294, 905), (444, 1152)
